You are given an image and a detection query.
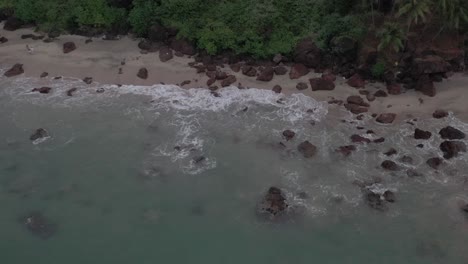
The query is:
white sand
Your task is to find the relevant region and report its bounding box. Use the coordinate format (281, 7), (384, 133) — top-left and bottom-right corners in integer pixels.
(1, 25), (467, 122)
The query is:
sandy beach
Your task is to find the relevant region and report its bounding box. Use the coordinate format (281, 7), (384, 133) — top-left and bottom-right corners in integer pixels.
(1, 25), (467, 122)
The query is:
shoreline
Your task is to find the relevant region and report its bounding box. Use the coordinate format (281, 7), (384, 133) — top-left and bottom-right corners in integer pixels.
(1, 26), (467, 123)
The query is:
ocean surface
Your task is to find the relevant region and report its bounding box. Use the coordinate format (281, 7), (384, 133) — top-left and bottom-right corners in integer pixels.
(1, 73), (468, 264)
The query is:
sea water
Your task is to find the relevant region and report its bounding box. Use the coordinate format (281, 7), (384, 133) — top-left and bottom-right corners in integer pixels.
(0, 73), (468, 264)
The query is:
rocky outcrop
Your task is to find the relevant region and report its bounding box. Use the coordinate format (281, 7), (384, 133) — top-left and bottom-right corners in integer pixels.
(439, 126), (465, 140)
(241, 65), (257, 77)
(3, 17), (23, 31)
(376, 113), (396, 124)
(309, 77), (335, 91)
(412, 55), (450, 76)
(63, 42), (76, 54)
(297, 141), (317, 158)
(257, 187), (288, 218)
(19, 211), (57, 239)
(289, 63), (309, 79)
(415, 75), (436, 97)
(170, 38), (196, 56)
(29, 128), (49, 141)
(32, 87), (52, 94)
(256, 66), (274, 82)
(440, 141), (466, 159)
(293, 38), (321, 68)
(137, 68), (148, 79)
(4, 64), (24, 77)
(414, 128), (432, 140)
(159, 46), (173, 62)
(148, 23), (168, 42)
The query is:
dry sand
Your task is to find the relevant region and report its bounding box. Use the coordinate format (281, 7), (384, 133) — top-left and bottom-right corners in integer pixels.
(0, 25), (467, 122)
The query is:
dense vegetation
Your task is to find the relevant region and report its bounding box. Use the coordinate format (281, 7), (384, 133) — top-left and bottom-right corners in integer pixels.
(1, 0), (467, 58)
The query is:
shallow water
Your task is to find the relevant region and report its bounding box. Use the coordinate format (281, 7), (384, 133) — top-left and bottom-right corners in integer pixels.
(1, 74), (468, 264)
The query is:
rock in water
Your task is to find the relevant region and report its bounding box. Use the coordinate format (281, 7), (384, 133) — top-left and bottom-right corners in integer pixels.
(414, 128), (432, 140)
(63, 42), (76, 53)
(282, 130), (295, 141)
(337, 145), (356, 156)
(4, 64), (24, 77)
(40, 72), (48, 78)
(426, 157), (443, 169)
(66, 87), (78, 96)
(376, 113), (396, 124)
(439, 126), (465, 140)
(433, 110), (448, 119)
(381, 160), (399, 171)
(137, 68), (148, 79)
(32, 87), (52, 94)
(257, 187), (288, 218)
(440, 141), (467, 159)
(272, 85), (282, 93)
(30, 128), (49, 141)
(82, 77), (93, 84)
(297, 141), (317, 158)
(19, 211), (57, 239)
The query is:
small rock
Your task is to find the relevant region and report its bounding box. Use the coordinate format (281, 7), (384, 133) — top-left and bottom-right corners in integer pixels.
(309, 77), (335, 91)
(376, 113), (396, 124)
(381, 160), (399, 171)
(347, 73), (365, 88)
(215, 71), (228, 80)
(383, 190), (396, 203)
(351, 134), (371, 144)
(241, 65), (257, 77)
(66, 88), (77, 96)
(321, 73), (336, 82)
(347, 96), (369, 107)
(366, 93), (376, 102)
(373, 137), (385, 143)
(0, 36), (8, 43)
(414, 128), (432, 140)
(274, 66), (288, 75)
(439, 126), (465, 140)
(63, 42), (76, 53)
(407, 169), (423, 177)
(387, 83), (402, 95)
(96, 88), (105, 93)
(272, 85), (282, 93)
(297, 141), (317, 158)
(159, 46), (173, 62)
(296, 82), (308, 90)
(3, 17), (23, 31)
(433, 110), (448, 119)
(399, 155), (413, 164)
(180, 80), (191, 86)
(221, 75), (236, 87)
(192, 156), (206, 164)
(374, 90), (388, 97)
(257, 66), (274, 82)
(82, 77), (93, 84)
(40, 72), (48, 78)
(257, 187), (288, 218)
(85, 39), (92, 44)
(344, 104), (368, 114)
(282, 130), (295, 141)
(30, 128), (49, 141)
(230, 63), (241, 72)
(137, 68), (148, 79)
(32, 87), (52, 94)
(4, 63), (24, 77)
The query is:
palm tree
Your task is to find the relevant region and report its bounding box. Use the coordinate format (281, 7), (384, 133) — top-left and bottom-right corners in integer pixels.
(396, 0), (431, 30)
(377, 22), (405, 52)
(437, 0), (468, 29)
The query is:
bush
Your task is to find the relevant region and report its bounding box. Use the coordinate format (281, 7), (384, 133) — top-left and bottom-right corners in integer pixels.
(371, 61), (386, 80)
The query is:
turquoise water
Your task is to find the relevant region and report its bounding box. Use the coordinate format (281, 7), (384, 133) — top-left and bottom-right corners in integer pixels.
(1, 75), (468, 263)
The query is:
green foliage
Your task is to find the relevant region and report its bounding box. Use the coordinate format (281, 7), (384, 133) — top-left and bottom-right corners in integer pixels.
(437, 0), (468, 29)
(128, 0), (160, 36)
(397, 0), (431, 29)
(315, 14), (365, 49)
(377, 22), (405, 52)
(371, 61), (386, 79)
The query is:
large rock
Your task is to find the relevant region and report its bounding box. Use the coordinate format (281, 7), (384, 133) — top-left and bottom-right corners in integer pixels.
(439, 126), (465, 140)
(297, 141), (317, 158)
(137, 68), (148, 79)
(29, 128), (49, 141)
(289, 63), (309, 79)
(274, 66), (288, 75)
(257, 187), (288, 218)
(415, 75), (436, 97)
(376, 113), (396, 124)
(3, 17), (23, 31)
(148, 23), (168, 42)
(221, 75), (236, 87)
(440, 141), (466, 159)
(4, 64), (24, 77)
(293, 38), (321, 68)
(256, 66), (274, 82)
(309, 77), (335, 91)
(414, 128), (432, 140)
(170, 38), (196, 56)
(63, 42), (76, 54)
(18, 211), (57, 239)
(241, 65), (257, 77)
(412, 55), (450, 75)
(159, 46), (173, 62)
(347, 73), (365, 88)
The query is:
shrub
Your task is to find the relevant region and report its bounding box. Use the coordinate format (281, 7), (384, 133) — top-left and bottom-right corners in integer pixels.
(371, 61), (386, 79)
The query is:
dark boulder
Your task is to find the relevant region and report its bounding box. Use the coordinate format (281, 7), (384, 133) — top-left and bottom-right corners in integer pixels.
(63, 42), (76, 54)
(230, 63), (241, 73)
(66, 87), (78, 96)
(19, 211), (57, 239)
(384, 148), (397, 156)
(374, 90), (388, 97)
(433, 110), (448, 119)
(387, 83), (402, 95)
(347, 95), (369, 107)
(32, 87), (52, 94)
(241, 65), (257, 77)
(344, 103), (368, 114)
(426, 157), (443, 169)
(293, 38), (321, 68)
(321, 73), (336, 82)
(3, 17), (23, 31)
(415, 75), (436, 97)
(30, 128), (49, 141)
(272, 85), (282, 94)
(148, 23), (168, 42)
(170, 38), (196, 56)
(440, 141), (466, 159)
(4, 63), (24, 77)
(282, 130), (295, 141)
(0, 36), (7, 43)
(381, 160), (399, 171)
(138, 40), (161, 52)
(159, 46), (173, 62)
(296, 82), (308, 90)
(257, 187), (288, 218)
(363, 188), (395, 211)
(256, 66), (274, 82)
(351, 134), (371, 144)
(347, 73), (365, 88)
(289, 63), (309, 79)
(82, 77), (93, 84)
(376, 113), (396, 124)
(383, 190), (396, 203)
(221, 75), (236, 87)
(274, 66), (288, 75)
(40, 72), (48, 78)
(137, 68), (148, 79)
(439, 126), (465, 140)
(309, 77), (335, 91)
(206, 78), (216, 86)
(215, 71), (228, 80)
(297, 141), (317, 158)
(414, 128), (432, 140)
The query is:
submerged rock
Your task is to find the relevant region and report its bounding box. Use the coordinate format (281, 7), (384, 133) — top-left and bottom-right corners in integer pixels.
(32, 87), (52, 94)
(297, 141), (317, 158)
(4, 63), (24, 77)
(351, 134), (371, 144)
(363, 188), (395, 211)
(337, 145), (356, 156)
(19, 211), (57, 239)
(66, 87), (78, 96)
(29, 128), (49, 141)
(257, 187), (288, 218)
(40, 72), (48, 78)
(426, 157), (443, 169)
(282, 130), (295, 141)
(381, 160), (399, 171)
(439, 126), (465, 140)
(440, 141), (467, 159)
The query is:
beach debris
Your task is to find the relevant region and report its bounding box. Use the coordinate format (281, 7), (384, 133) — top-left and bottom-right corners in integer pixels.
(29, 128), (49, 141)
(296, 82), (308, 90)
(433, 109), (448, 119)
(257, 66), (274, 82)
(347, 73), (365, 88)
(381, 160), (399, 171)
(439, 126), (465, 140)
(336, 145), (356, 157)
(40, 72), (48, 78)
(159, 46), (173, 62)
(289, 63), (309, 79)
(274, 66), (287, 75)
(3, 17), (23, 31)
(82, 77), (93, 84)
(4, 63), (24, 77)
(309, 77), (335, 91)
(282, 130), (296, 141)
(137, 67), (148, 79)
(426, 157), (443, 169)
(63, 41), (76, 53)
(221, 75), (236, 87)
(19, 211), (57, 239)
(241, 65), (257, 77)
(414, 128), (432, 140)
(297, 141), (317, 158)
(376, 113), (396, 124)
(31, 87), (52, 94)
(257, 187), (288, 218)
(66, 87), (78, 96)
(272, 85), (282, 93)
(440, 141), (466, 159)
